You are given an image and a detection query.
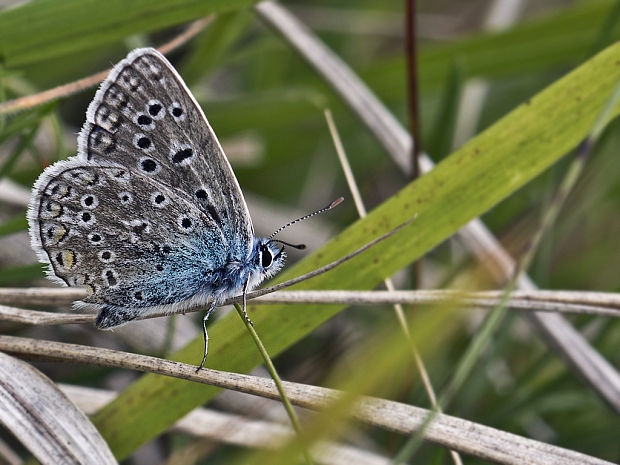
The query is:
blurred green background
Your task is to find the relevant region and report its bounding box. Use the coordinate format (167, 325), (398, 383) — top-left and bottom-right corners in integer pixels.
(0, 0), (619, 464)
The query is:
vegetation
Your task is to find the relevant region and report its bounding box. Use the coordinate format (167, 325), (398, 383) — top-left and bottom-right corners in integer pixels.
(0, 1), (619, 464)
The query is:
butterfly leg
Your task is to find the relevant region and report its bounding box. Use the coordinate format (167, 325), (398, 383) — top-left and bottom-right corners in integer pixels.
(241, 275), (254, 327)
(196, 301), (217, 372)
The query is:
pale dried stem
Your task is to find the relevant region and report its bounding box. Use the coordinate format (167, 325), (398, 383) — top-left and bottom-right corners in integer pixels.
(0, 304), (93, 325)
(1, 289), (619, 327)
(157, 17), (213, 56)
(0, 288), (86, 307)
(0, 336), (610, 465)
(324, 109), (444, 419)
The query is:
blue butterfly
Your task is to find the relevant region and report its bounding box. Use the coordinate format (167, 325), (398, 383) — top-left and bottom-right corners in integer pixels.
(28, 48), (337, 369)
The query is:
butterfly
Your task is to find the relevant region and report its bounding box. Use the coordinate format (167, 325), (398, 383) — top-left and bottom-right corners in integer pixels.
(27, 48), (339, 369)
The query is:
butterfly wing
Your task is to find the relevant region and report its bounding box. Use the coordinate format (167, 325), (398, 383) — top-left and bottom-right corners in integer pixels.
(28, 161), (227, 316)
(28, 48), (255, 328)
(78, 47), (254, 261)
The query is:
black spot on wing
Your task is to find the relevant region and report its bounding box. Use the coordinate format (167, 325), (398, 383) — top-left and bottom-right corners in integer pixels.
(149, 103), (162, 117)
(141, 159), (157, 172)
(172, 148), (193, 163)
(137, 115), (152, 126)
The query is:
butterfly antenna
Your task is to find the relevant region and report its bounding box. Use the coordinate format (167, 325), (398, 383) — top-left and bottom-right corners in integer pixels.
(268, 197), (344, 242)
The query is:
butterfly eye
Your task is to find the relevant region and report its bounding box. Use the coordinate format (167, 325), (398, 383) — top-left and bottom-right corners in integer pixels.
(261, 247), (273, 268)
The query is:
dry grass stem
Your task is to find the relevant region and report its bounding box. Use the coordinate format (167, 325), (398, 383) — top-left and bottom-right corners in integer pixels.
(324, 109), (461, 464)
(0, 287), (87, 307)
(1, 289), (619, 327)
(0, 336), (610, 465)
(0, 304), (94, 325)
(250, 291), (620, 316)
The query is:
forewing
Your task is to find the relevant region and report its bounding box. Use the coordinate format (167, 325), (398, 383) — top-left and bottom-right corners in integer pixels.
(78, 47), (254, 260)
(28, 161), (226, 309)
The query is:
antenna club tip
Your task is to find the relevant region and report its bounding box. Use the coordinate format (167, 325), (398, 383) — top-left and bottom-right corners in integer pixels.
(298, 244), (307, 250)
(329, 197), (344, 209)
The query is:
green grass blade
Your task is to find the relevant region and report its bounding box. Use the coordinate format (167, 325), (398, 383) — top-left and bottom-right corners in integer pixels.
(587, 0), (620, 56)
(0, 212), (27, 237)
(180, 11), (253, 85)
(0, 264), (44, 285)
(0, 0), (260, 67)
(88, 42), (620, 459)
(363, 0), (620, 97)
(427, 59), (464, 160)
(0, 105), (53, 145)
(0, 124), (39, 180)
